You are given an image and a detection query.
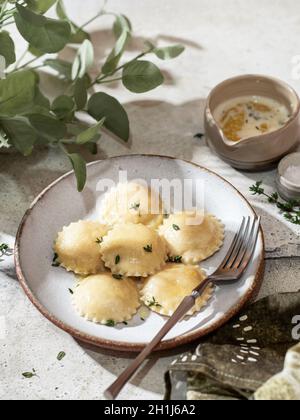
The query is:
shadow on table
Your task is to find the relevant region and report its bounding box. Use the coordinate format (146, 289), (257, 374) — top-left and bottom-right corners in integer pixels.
(0, 97), (207, 236)
(77, 338), (195, 395)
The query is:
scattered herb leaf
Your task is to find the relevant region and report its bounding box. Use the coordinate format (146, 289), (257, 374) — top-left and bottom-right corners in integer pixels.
(172, 224), (180, 231)
(115, 255), (121, 265)
(168, 255), (183, 263)
(68, 288), (74, 295)
(106, 320), (115, 327)
(57, 351), (66, 361)
(194, 133), (204, 139)
(113, 274), (123, 280)
(0, 243), (11, 261)
(52, 253), (60, 267)
(130, 202), (140, 211)
(22, 371), (37, 379)
(123, 321), (128, 325)
(0, 243), (9, 253)
(96, 237), (103, 244)
(143, 244), (153, 253)
(147, 296), (162, 308)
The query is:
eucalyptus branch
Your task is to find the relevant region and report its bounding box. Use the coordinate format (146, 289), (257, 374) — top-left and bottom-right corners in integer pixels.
(15, 55), (42, 71)
(79, 0), (108, 29)
(93, 49), (153, 87)
(0, 1), (184, 191)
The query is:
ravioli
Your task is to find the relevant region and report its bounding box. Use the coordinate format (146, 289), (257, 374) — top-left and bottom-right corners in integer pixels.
(100, 182), (164, 229)
(159, 212), (224, 264)
(72, 273), (140, 324)
(54, 220), (108, 275)
(140, 264), (213, 317)
(101, 223), (167, 277)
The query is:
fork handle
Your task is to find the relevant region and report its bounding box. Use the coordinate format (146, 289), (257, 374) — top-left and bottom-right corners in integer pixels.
(104, 294), (197, 400)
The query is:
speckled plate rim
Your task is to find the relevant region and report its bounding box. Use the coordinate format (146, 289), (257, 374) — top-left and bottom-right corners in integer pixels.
(15, 154), (265, 353)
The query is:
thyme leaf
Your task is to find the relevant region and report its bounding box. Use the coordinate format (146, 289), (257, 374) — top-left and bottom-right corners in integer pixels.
(250, 181), (300, 225)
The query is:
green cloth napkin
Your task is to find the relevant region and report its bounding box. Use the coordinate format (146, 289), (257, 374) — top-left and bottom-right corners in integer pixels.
(165, 292), (300, 400)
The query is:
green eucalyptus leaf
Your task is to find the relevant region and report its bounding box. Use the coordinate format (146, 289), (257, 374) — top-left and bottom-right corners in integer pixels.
(15, 4), (71, 54)
(33, 87), (51, 113)
(113, 14), (132, 39)
(102, 29), (130, 75)
(70, 28), (90, 44)
(0, 31), (16, 67)
(0, 117), (37, 156)
(44, 58), (72, 80)
(56, 0), (90, 44)
(122, 60), (164, 93)
(52, 95), (74, 120)
(28, 114), (66, 141)
(0, 70), (37, 116)
(76, 117), (105, 145)
(88, 92), (129, 141)
(26, 0), (57, 14)
(55, 0), (67, 20)
(74, 77), (89, 110)
(68, 153), (86, 192)
(154, 44), (185, 60)
(28, 45), (44, 57)
(72, 39), (94, 80)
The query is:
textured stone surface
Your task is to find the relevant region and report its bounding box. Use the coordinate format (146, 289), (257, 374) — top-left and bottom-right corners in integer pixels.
(1, 0), (300, 401)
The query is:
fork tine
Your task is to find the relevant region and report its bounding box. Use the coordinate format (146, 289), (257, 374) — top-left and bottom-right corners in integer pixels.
(238, 216), (261, 271)
(224, 217), (251, 269)
(220, 217), (246, 268)
(232, 216), (257, 268)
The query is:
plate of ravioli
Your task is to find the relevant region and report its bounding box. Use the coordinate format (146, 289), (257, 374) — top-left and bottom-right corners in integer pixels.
(15, 155), (265, 352)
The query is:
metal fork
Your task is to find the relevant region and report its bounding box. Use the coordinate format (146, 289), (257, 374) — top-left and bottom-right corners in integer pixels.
(104, 215), (261, 400)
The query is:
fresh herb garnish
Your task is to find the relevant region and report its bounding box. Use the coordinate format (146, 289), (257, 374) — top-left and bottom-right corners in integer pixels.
(250, 181), (300, 225)
(130, 202), (141, 211)
(57, 352), (66, 361)
(172, 224), (180, 231)
(143, 244), (153, 253)
(96, 237), (103, 244)
(168, 255), (183, 263)
(147, 297), (162, 308)
(115, 255), (121, 265)
(0, 243), (9, 253)
(194, 133), (204, 139)
(22, 370), (37, 379)
(52, 253), (60, 267)
(68, 288), (74, 295)
(113, 274), (123, 280)
(106, 320), (115, 327)
(163, 213), (170, 219)
(0, 243), (10, 261)
(140, 317), (145, 321)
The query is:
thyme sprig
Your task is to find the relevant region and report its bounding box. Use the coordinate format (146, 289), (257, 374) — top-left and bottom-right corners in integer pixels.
(0, 243), (12, 261)
(250, 181), (300, 225)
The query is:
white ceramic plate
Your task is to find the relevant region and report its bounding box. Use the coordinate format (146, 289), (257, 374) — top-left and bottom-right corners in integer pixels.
(15, 155), (264, 352)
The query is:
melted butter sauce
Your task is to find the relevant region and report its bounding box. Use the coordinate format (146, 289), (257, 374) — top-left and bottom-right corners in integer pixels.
(214, 96), (290, 142)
